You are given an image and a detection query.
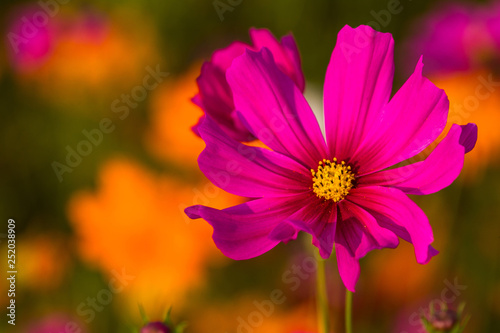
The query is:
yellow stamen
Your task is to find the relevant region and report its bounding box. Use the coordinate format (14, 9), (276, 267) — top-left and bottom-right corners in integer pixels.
(310, 158), (355, 202)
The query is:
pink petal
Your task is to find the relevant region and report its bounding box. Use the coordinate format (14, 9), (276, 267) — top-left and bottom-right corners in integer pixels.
(195, 47), (254, 141)
(211, 41), (249, 70)
(185, 194), (308, 260)
(403, 4), (473, 75)
(338, 201), (400, 258)
(250, 28), (305, 91)
(352, 58), (449, 174)
(284, 198), (338, 258)
(193, 30), (306, 142)
(459, 122), (478, 153)
(324, 25), (394, 162)
(227, 48), (327, 168)
(197, 116), (311, 198)
(196, 60), (235, 122)
(360, 123), (477, 195)
(334, 200), (399, 292)
(347, 186), (438, 265)
(268, 221), (300, 243)
(335, 240), (360, 293)
(190, 114), (204, 137)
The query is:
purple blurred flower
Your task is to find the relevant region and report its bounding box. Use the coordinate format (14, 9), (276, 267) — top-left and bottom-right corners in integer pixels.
(141, 321), (171, 333)
(26, 315), (84, 333)
(404, 1), (500, 76)
(185, 25), (478, 292)
(5, 6), (110, 73)
(428, 308), (457, 330)
(5, 5), (56, 71)
(192, 28), (305, 142)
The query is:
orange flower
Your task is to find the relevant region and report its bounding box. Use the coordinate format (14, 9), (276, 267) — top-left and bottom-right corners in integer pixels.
(67, 157), (241, 317)
(14, 8), (159, 106)
(145, 65), (205, 168)
(17, 231), (71, 291)
(364, 194), (452, 306)
(145, 64), (274, 169)
(366, 241), (440, 305)
(431, 70), (500, 179)
(0, 231), (71, 309)
(190, 296), (316, 333)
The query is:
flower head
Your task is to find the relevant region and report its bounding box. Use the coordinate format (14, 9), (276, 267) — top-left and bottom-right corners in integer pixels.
(192, 28), (305, 141)
(17, 232), (71, 291)
(421, 301), (470, 333)
(8, 7), (159, 107)
(403, 1), (500, 75)
(145, 65), (206, 167)
(141, 322), (171, 333)
(185, 25), (477, 292)
(430, 71), (500, 179)
(6, 5), (56, 72)
(26, 315), (85, 333)
(190, 297), (315, 333)
(404, 1), (500, 178)
(68, 157), (240, 315)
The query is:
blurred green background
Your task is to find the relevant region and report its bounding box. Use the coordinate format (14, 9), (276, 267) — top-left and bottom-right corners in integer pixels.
(1, 0), (499, 332)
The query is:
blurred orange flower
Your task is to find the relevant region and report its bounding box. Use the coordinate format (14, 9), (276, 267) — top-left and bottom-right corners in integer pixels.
(11, 7), (159, 106)
(190, 296), (316, 333)
(366, 241), (440, 306)
(67, 157), (240, 318)
(17, 231), (72, 291)
(403, 2), (500, 179)
(0, 231), (71, 310)
(145, 64), (205, 168)
(431, 70), (500, 179)
(365, 194), (451, 306)
(145, 64), (273, 169)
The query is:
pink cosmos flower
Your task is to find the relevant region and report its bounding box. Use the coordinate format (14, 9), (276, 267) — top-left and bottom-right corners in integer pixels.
(185, 25), (477, 292)
(6, 6), (56, 72)
(403, 1), (500, 75)
(6, 6), (110, 74)
(141, 321), (171, 333)
(192, 28), (305, 141)
(26, 315), (85, 333)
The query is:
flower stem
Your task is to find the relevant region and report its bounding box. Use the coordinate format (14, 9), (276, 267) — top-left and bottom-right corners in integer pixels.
(345, 289), (353, 333)
(315, 251), (330, 333)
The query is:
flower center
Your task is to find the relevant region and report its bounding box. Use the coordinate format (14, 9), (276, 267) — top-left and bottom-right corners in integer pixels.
(310, 158), (355, 202)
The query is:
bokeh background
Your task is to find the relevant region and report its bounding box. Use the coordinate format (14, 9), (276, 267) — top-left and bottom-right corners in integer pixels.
(1, 0), (499, 332)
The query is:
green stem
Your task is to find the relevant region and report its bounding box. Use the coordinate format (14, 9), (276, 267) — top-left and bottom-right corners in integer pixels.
(315, 252), (330, 333)
(345, 289), (353, 333)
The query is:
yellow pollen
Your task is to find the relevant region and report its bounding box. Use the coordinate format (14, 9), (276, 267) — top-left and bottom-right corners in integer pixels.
(310, 158), (355, 202)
